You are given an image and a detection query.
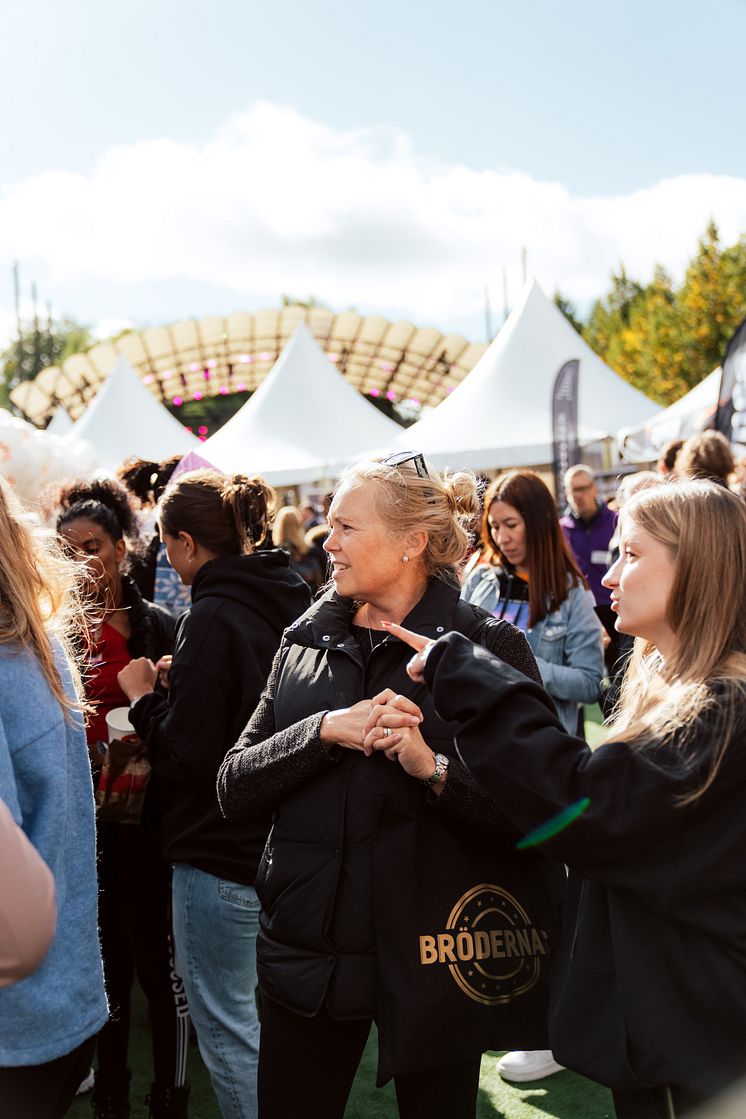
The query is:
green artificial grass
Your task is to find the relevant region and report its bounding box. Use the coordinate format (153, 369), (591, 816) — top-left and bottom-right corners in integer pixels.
(67, 990), (613, 1118)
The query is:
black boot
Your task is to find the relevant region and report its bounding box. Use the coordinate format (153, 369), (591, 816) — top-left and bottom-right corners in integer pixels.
(146, 1083), (190, 1118)
(91, 1070), (131, 1119)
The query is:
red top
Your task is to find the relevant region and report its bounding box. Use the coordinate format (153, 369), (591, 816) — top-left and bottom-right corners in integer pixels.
(85, 622), (131, 745)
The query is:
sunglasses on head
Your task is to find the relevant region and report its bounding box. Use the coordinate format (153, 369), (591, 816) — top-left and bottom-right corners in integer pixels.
(382, 450), (430, 478)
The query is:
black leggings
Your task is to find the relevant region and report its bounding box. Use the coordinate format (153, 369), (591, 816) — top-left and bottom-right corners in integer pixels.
(0, 1036), (95, 1119)
(96, 822), (189, 1087)
(258, 997), (482, 1119)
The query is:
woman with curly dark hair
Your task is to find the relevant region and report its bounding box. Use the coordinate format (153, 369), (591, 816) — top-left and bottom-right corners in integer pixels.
(52, 477), (185, 1119)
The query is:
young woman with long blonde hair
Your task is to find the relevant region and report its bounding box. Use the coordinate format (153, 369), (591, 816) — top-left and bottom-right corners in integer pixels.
(0, 476), (107, 1119)
(370, 480), (746, 1118)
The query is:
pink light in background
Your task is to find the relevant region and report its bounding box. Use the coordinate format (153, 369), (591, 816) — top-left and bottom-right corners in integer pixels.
(162, 370), (173, 380)
(199, 435), (206, 443)
(143, 374), (154, 385)
(193, 391), (203, 401)
(206, 359), (217, 369)
(379, 360), (395, 372)
(446, 386), (454, 393)
(258, 351), (274, 362)
(328, 353), (339, 363)
(198, 425), (208, 435)
(369, 388), (380, 397)
(203, 370), (211, 380)
(189, 363), (200, 372)
(219, 386), (228, 395)
(386, 390), (396, 401)
(237, 354), (252, 363)
(237, 382), (247, 392)
(173, 396), (183, 406)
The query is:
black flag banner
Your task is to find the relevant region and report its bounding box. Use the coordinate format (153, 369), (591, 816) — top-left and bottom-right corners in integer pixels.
(552, 358), (580, 504)
(715, 316), (746, 448)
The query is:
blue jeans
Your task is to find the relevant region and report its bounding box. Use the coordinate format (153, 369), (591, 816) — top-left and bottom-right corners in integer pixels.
(172, 864), (260, 1119)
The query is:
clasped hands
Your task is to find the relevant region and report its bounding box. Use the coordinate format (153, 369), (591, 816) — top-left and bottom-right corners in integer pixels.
(319, 622), (441, 785)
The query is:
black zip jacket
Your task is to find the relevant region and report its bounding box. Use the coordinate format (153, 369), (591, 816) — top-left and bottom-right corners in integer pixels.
(130, 550), (311, 883)
(121, 573), (176, 660)
(217, 579), (559, 1065)
(422, 631), (746, 1101)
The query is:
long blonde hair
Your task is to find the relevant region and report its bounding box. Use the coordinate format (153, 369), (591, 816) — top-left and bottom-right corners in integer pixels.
(607, 480), (746, 802)
(0, 476), (86, 711)
(272, 506), (311, 557)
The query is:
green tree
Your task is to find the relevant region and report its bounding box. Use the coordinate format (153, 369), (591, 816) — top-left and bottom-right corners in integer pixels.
(673, 222), (746, 390)
(582, 227), (746, 405)
(1, 315), (93, 411)
(552, 291), (583, 334)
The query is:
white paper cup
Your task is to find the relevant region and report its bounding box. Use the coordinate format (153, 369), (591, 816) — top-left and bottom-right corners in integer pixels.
(105, 706), (135, 743)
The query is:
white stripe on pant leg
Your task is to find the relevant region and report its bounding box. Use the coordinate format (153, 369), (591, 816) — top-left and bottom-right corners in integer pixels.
(169, 939), (191, 1087)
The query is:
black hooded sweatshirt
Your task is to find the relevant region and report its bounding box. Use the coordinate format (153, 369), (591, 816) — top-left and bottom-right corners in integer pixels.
(130, 550), (311, 883)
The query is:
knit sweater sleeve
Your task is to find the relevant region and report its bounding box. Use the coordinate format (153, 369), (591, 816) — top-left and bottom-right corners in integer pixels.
(217, 648), (339, 820)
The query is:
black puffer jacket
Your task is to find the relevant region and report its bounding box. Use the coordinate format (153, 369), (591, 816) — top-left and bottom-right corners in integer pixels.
(218, 579), (550, 1024)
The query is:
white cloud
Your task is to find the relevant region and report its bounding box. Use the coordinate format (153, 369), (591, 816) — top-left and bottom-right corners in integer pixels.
(1, 101), (745, 334)
(91, 317), (134, 341)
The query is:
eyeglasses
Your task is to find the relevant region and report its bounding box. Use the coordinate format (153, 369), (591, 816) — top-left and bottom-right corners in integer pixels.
(382, 450), (430, 478)
(569, 483), (595, 496)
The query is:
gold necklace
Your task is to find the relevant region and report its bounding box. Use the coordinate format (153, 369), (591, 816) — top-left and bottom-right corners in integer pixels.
(365, 604), (387, 653)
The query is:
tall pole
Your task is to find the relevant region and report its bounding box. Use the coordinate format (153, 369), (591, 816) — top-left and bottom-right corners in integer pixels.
(12, 261), (21, 337)
(484, 285), (493, 343)
(502, 267), (509, 324)
(521, 246), (528, 287)
(12, 260), (23, 379)
(31, 280), (41, 377)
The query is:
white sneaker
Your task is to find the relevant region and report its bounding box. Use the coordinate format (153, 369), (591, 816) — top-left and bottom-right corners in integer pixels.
(496, 1050), (564, 1082)
(76, 1068), (95, 1095)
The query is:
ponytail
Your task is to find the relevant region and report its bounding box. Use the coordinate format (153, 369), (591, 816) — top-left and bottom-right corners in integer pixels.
(158, 469), (275, 556)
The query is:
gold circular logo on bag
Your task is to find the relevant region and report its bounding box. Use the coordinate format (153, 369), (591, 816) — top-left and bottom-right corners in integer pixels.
(418, 883), (549, 1006)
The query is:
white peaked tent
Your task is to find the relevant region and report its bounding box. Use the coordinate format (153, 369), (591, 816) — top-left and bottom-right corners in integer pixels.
(397, 280), (658, 472)
(619, 368), (720, 463)
(201, 323), (402, 485)
(46, 407), (74, 436)
(67, 356), (198, 471)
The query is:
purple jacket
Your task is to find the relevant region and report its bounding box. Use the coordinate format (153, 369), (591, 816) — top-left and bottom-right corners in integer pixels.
(560, 503), (617, 606)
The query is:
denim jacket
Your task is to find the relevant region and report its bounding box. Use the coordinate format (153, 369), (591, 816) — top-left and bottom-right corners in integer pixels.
(461, 566), (604, 733)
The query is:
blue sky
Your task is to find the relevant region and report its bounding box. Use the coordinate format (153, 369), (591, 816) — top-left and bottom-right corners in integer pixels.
(1, 0), (745, 344)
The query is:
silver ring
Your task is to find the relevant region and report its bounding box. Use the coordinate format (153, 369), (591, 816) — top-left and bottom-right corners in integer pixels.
(382, 727), (392, 738)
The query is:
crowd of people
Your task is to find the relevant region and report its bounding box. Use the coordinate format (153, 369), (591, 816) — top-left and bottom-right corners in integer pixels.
(1, 425), (746, 1119)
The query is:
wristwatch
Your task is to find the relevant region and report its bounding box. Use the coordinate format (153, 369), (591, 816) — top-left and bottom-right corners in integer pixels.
(421, 752), (449, 787)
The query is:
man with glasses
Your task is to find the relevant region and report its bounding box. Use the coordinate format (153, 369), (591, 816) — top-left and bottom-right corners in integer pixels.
(560, 466), (618, 709)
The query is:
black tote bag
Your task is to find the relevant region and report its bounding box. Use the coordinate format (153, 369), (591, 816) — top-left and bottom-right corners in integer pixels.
(372, 791), (564, 1085)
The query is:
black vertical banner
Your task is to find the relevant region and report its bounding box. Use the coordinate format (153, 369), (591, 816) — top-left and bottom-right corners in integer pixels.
(715, 316), (746, 448)
(552, 358), (580, 506)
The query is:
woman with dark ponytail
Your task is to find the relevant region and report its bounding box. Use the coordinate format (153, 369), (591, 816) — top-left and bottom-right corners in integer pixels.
(53, 477), (182, 1119)
(118, 470), (312, 1119)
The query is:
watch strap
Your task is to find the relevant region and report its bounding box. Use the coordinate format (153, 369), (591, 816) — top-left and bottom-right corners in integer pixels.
(421, 752), (449, 786)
